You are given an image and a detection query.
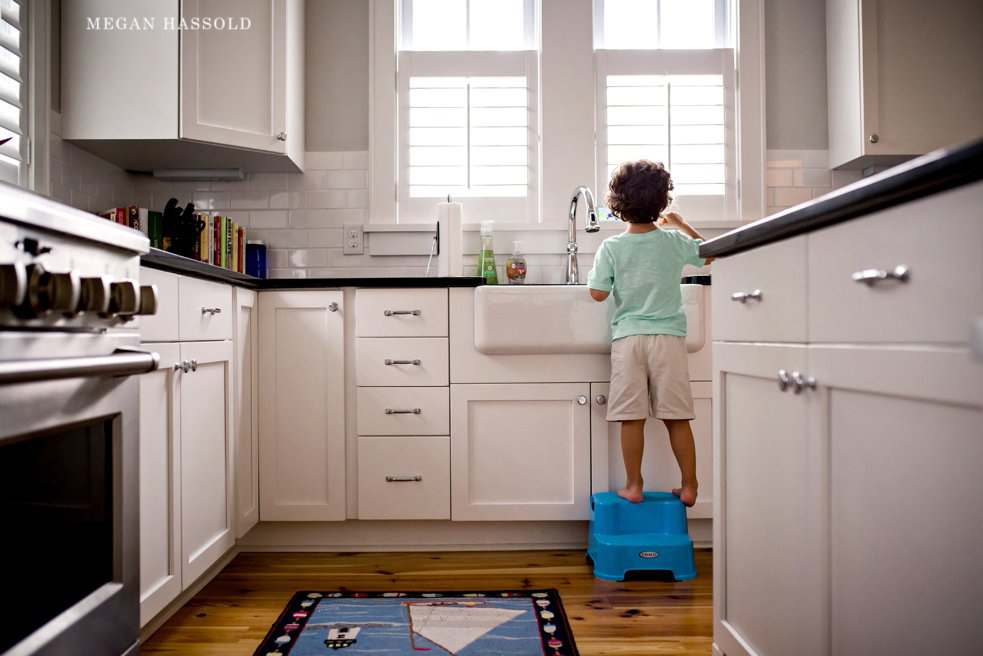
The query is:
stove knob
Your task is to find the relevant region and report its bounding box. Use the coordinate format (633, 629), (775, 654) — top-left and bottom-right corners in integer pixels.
(138, 284), (159, 316)
(48, 270), (82, 314)
(109, 279), (140, 319)
(78, 275), (113, 314)
(0, 261), (27, 307)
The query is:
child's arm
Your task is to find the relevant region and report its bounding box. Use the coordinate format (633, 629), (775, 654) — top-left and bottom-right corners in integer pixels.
(658, 212), (714, 265)
(589, 288), (609, 302)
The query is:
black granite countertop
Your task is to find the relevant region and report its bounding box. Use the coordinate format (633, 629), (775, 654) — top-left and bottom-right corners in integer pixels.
(700, 138), (983, 259)
(141, 248), (485, 288)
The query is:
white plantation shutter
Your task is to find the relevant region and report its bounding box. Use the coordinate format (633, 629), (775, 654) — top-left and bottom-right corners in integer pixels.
(595, 0), (735, 221)
(397, 0), (537, 222)
(0, 0), (23, 186)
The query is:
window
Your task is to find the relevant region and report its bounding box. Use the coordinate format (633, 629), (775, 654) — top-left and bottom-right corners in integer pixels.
(595, 0), (737, 220)
(0, 0), (25, 187)
(396, 0), (538, 222)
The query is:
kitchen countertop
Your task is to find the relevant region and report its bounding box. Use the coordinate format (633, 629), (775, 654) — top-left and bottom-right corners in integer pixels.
(141, 248), (485, 288)
(700, 137), (983, 259)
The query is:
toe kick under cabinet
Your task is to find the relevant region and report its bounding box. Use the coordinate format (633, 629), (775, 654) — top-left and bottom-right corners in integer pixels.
(355, 289), (450, 520)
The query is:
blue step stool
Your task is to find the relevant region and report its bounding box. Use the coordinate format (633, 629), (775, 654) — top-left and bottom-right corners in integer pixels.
(587, 491), (696, 582)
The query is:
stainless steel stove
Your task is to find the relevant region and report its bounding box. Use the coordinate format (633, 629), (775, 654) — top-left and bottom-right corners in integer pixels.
(0, 182), (158, 656)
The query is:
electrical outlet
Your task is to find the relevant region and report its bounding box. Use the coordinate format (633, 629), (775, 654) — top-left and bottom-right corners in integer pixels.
(343, 224), (363, 255)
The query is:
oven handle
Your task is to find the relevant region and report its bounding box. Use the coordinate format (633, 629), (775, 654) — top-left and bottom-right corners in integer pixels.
(0, 347), (160, 385)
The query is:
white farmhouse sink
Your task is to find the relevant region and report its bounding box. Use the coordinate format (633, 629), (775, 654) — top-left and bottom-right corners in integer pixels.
(473, 284), (706, 355)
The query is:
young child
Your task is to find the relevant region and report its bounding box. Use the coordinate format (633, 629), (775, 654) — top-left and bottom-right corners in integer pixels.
(587, 160), (711, 506)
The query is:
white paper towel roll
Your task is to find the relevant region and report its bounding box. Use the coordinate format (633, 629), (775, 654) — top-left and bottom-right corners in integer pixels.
(436, 202), (463, 277)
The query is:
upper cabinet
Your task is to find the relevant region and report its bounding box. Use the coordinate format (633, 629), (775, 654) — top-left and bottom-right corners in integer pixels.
(826, 0), (983, 169)
(61, 0), (304, 172)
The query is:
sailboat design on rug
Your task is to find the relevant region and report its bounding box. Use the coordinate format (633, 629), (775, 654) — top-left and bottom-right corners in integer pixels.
(404, 601), (525, 653)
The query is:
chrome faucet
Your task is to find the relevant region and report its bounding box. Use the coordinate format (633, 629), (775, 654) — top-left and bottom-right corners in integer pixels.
(567, 185), (600, 284)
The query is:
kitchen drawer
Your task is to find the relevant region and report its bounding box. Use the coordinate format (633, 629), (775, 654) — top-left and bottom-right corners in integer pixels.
(357, 387), (449, 435)
(712, 236), (808, 343)
(356, 337), (449, 386)
(178, 276), (233, 341)
(809, 183), (983, 344)
(139, 267), (179, 342)
(356, 288), (448, 337)
(357, 436), (450, 519)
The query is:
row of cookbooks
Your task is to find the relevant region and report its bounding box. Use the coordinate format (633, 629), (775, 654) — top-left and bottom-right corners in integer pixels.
(98, 206), (246, 274)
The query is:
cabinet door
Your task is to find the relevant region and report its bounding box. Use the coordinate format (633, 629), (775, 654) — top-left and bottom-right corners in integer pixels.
(180, 0), (286, 153)
(813, 345), (983, 654)
(450, 383), (591, 520)
(138, 342), (182, 627)
(234, 289), (259, 537)
(589, 382), (713, 519)
(258, 291), (346, 520)
(179, 340), (235, 585)
(713, 343), (826, 656)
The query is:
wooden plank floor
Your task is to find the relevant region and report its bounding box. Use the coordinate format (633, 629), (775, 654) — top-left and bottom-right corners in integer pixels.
(142, 549), (712, 655)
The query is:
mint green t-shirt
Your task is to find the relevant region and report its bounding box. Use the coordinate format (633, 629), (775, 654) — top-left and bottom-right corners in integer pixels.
(586, 228), (705, 340)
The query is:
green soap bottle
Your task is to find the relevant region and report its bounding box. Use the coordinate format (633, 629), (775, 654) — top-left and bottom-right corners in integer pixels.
(476, 220), (498, 284)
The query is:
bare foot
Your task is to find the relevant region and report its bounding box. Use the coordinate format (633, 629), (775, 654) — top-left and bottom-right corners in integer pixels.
(617, 485), (644, 503)
(672, 485), (698, 507)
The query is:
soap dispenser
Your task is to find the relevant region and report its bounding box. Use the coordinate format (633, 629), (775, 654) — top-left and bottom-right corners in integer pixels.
(506, 240), (527, 284)
(476, 220), (498, 284)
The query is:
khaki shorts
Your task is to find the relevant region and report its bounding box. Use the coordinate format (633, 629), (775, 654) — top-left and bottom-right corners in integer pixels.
(607, 334), (695, 421)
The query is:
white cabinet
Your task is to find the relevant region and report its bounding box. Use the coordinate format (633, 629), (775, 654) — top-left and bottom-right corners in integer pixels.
(138, 342), (181, 627)
(258, 291), (346, 521)
(590, 382), (714, 519)
(712, 343), (827, 656)
(711, 178), (983, 655)
(815, 346), (983, 654)
(826, 0), (983, 169)
(178, 340), (235, 584)
(233, 288), (259, 537)
(450, 383), (591, 521)
(61, 0), (304, 171)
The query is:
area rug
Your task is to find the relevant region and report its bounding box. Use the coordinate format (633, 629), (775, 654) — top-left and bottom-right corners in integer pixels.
(254, 589), (579, 655)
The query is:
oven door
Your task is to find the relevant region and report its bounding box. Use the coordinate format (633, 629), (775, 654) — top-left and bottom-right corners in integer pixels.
(0, 333), (157, 656)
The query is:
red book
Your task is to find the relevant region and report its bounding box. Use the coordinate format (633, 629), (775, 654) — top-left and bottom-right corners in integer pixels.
(115, 207), (126, 225)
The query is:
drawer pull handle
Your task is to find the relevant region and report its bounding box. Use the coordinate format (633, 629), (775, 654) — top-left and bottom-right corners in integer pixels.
(791, 371), (817, 394)
(851, 265), (909, 286)
(201, 306), (222, 315)
(777, 369), (790, 392)
(384, 359), (422, 366)
(385, 408), (422, 414)
(731, 289), (763, 303)
(384, 309), (421, 316)
(386, 475), (423, 482)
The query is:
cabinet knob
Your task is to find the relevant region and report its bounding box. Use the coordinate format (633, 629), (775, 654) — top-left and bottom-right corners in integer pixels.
(276, 131), (287, 141)
(189, 358), (198, 372)
(791, 371), (817, 394)
(328, 302), (339, 312)
(868, 134), (879, 144)
(731, 289), (763, 303)
(174, 360), (191, 373)
(595, 394), (607, 405)
(777, 369), (790, 392)
(577, 395), (588, 405)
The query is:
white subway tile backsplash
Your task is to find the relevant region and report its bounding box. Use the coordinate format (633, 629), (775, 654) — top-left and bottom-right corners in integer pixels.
(773, 187), (813, 206)
(343, 151), (369, 169)
(287, 248), (331, 268)
(287, 171), (327, 189)
(324, 170), (368, 189)
(765, 168), (793, 187)
(270, 190), (307, 209)
(230, 190), (271, 210)
(268, 229), (310, 249)
(347, 189), (369, 208)
(248, 173), (289, 190)
(309, 229), (344, 248)
(191, 191), (231, 210)
(307, 189), (349, 208)
(304, 151), (346, 170)
(289, 208), (366, 228)
(247, 210), (289, 229)
(794, 168), (832, 188)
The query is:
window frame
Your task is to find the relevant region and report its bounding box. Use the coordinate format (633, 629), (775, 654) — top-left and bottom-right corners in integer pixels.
(370, 0), (765, 227)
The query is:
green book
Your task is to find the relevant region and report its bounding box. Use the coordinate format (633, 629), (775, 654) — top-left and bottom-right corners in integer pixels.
(148, 210), (163, 249)
(219, 215), (228, 269)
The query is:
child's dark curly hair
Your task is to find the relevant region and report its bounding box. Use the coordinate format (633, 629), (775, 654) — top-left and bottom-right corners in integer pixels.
(606, 159), (674, 223)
